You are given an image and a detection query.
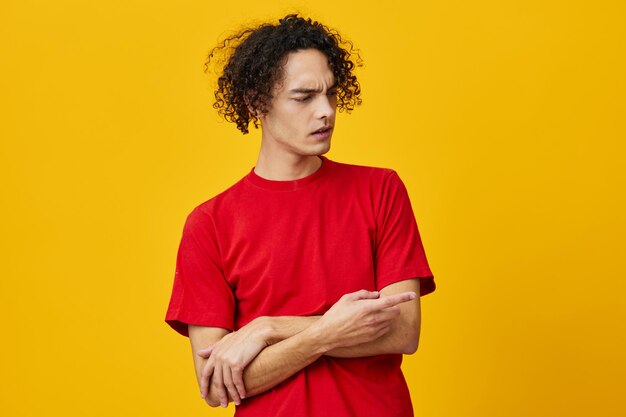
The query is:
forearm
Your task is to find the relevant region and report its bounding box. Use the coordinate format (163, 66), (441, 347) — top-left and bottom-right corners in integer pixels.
(260, 315), (318, 344)
(326, 311), (419, 357)
(207, 321), (329, 402)
(203, 312), (400, 404)
(200, 287), (419, 406)
(243, 280), (421, 360)
(256, 312), (418, 358)
(328, 280), (422, 357)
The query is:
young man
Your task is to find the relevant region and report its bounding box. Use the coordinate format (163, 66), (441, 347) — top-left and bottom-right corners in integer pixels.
(165, 14), (435, 417)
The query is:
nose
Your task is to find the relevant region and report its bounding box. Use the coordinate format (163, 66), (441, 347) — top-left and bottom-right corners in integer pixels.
(315, 95), (336, 120)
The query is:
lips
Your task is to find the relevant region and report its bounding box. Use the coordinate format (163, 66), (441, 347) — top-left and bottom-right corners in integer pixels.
(312, 126), (332, 134)
(311, 126), (333, 141)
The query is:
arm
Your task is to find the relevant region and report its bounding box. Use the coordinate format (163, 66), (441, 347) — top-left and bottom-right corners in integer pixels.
(189, 321), (327, 408)
(211, 278), (420, 358)
(191, 289), (415, 407)
(328, 278), (421, 357)
(188, 326), (229, 402)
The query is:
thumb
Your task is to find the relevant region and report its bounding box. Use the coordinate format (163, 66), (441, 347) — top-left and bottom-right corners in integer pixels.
(196, 345), (214, 358)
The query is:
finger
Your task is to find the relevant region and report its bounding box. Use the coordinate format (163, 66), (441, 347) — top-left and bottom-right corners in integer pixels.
(233, 365), (247, 400)
(346, 289), (380, 301)
(200, 358), (215, 399)
(197, 345), (214, 358)
(213, 364), (228, 408)
(222, 363), (241, 406)
(378, 292), (416, 308)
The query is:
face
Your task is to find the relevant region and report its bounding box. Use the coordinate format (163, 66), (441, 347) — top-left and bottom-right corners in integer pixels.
(258, 48), (337, 161)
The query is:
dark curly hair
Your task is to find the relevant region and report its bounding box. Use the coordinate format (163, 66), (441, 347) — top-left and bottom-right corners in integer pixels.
(204, 14), (363, 134)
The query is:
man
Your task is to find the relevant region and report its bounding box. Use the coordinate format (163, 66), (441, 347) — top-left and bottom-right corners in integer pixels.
(165, 14), (435, 417)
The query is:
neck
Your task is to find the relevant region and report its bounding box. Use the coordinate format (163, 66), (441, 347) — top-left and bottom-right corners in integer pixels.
(254, 148), (323, 181)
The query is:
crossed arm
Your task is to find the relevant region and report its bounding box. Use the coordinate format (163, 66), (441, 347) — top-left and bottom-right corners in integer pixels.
(189, 278), (421, 408)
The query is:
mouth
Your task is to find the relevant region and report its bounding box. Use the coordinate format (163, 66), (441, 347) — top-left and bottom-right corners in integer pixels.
(312, 126), (333, 135)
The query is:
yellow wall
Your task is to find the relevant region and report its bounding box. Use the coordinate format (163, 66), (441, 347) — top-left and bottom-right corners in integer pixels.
(1, 1), (624, 416)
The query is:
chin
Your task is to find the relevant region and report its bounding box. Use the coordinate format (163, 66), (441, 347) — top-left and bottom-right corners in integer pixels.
(294, 138), (331, 157)
(309, 147), (330, 157)
(312, 140), (332, 155)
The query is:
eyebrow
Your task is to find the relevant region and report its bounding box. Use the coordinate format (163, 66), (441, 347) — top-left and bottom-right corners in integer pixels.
(289, 83), (338, 94)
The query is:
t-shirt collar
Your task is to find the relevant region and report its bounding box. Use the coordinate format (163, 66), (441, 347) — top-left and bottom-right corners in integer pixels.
(246, 155), (332, 191)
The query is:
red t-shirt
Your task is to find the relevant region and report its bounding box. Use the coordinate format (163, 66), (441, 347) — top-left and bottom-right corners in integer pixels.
(166, 156), (435, 417)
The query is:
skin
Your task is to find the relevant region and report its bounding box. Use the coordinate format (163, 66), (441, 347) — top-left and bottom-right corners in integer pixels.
(253, 48), (337, 180)
(191, 280), (421, 408)
(189, 48), (423, 408)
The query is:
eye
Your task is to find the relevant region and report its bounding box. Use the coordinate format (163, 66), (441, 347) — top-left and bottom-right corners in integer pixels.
(294, 96), (312, 102)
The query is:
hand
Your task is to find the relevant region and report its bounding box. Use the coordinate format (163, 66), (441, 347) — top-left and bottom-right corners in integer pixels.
(197, 318), (270, 407)
(313, 289), (417, 351)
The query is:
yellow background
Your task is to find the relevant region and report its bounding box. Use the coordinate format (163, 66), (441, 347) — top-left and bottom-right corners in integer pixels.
(1, 1), (624, 416)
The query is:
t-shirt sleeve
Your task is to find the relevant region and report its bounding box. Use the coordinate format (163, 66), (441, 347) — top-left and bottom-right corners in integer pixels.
(374, 170), (435, 296)
(165, 207), (235, 337)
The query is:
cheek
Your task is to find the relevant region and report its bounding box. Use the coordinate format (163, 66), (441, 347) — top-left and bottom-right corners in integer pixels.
(273, 103), (299, 121)
(279, 107), (306, 129)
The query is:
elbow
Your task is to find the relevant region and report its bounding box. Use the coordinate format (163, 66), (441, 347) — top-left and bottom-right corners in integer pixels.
(204, 391), (228, 408)
(400, 313), (421, 354)
(399, 326), (421, 354)
(204, 396), (220, 408)
(401, 336), (419, 354)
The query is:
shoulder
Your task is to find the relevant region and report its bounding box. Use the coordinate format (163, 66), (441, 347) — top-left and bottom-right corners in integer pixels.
(328, 159), (402, 189)
(330, 158), (395, 176)
(185, 173), (250, 225)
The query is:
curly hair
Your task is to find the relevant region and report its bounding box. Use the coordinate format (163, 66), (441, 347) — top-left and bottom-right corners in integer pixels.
(204, 14), (363, 134)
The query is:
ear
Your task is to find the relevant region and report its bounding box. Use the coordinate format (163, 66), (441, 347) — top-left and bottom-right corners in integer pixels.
(244, 90), (258, 117)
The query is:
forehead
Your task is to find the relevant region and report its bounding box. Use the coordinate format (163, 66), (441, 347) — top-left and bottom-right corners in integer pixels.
(276, 49), (335, 91)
